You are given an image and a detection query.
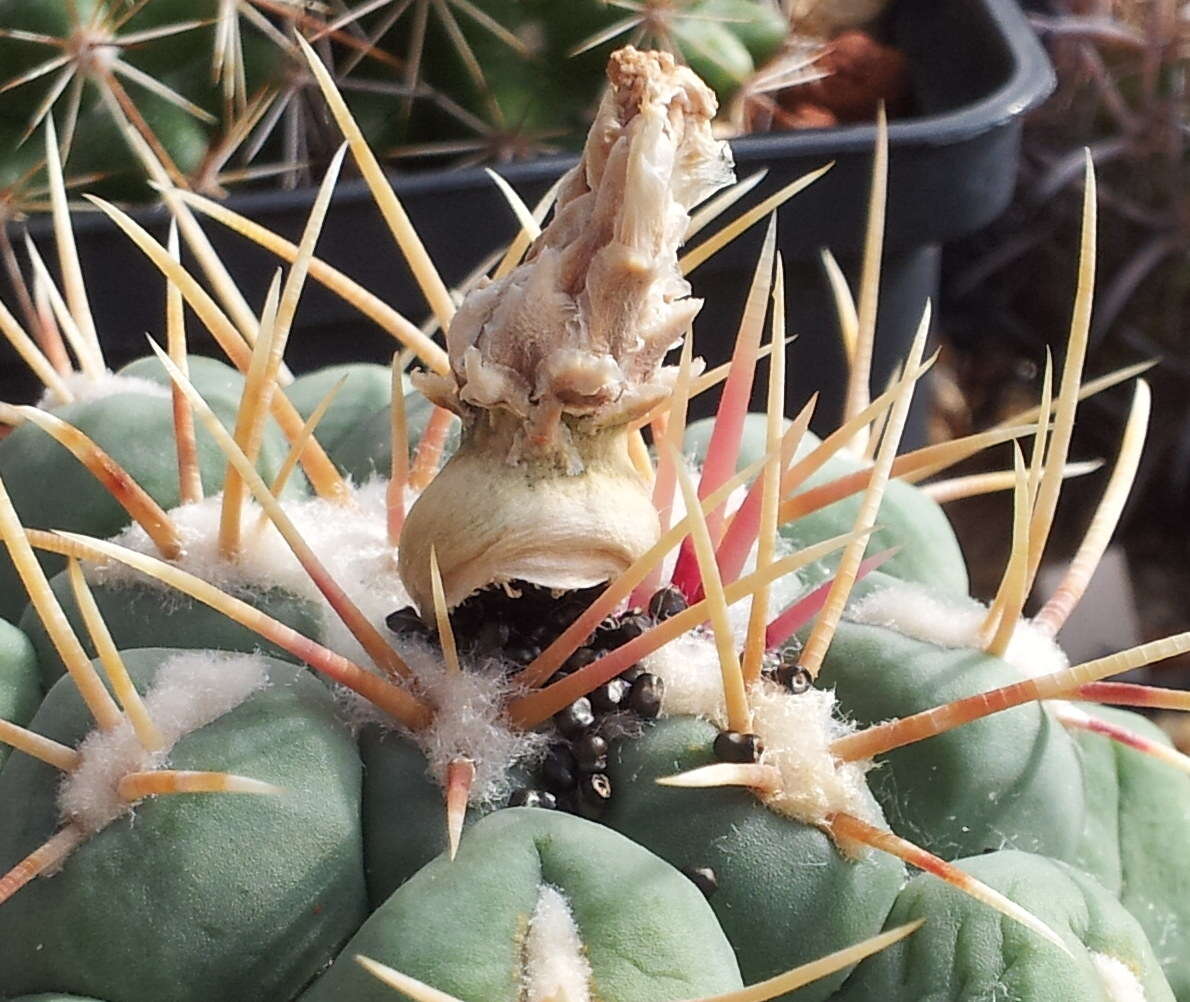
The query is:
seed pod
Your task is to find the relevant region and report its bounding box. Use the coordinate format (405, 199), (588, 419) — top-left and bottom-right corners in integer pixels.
(682, 864), (719, 898)
(398, 51), (733, 615)
(555, 699), (595, 740)
(713, 731), (764, 764)
(628, 674), (664, 719)
(648, 586), (688, 622)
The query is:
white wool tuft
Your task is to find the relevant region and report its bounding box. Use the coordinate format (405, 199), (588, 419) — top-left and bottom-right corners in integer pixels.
(750, 679), (880, 834)
(98, 477), (415, 669)
(40, 371), (171, 409)
(1092, 954), (1147, 1002)
(58, 651), (269, 833)
(644, 628), (732, 719)
(849, 582), (1070, 680)
(644, 629), (878, 831)
(522, 885), (592, 1002)
(398, 639), (548, 807)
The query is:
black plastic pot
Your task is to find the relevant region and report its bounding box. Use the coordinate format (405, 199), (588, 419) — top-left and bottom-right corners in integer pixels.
(1, 0), (1052, 445)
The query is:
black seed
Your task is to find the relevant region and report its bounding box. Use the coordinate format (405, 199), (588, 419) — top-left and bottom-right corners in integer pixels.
(449, 603), (483, 634)
(541, 746), (578, 793)
(472, 618), (511, 652)
(528, 623), (555, 647)
(618, 664), (644, 684)
(503, 644), (540, 667)
(775, 663), (812, 694)
(554, 698), (595, 739)
(622, 612), (652, 637)
(628, 673), (664, 718)
(574, 733), (609, 772)
(576, 773), (613, 818)
(563, 647), (598, 673)
(608, 613), (650, 647)
(713, 731), (764, 763)
(682, 865), (718, 897)
(591, 617), (626, 651)
(590, 678), (630, 715)
(508, 788), (558, 810)
(648, 586), (688, 622)
(385, 606), (427, 635)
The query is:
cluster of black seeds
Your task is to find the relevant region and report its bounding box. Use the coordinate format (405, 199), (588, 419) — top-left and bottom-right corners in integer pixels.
(386, 582), (691, 819)
(509, 587), (691, 821)
(385, 581), (606, 664)
(386, 583), (815, 898)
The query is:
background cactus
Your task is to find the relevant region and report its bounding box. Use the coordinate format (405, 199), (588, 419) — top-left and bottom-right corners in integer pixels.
(0, 40), (1185, 1002)
(0, 0), (888, 206)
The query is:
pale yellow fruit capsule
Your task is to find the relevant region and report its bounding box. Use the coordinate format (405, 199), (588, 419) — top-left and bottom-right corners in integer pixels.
(400, 48), (735, 613)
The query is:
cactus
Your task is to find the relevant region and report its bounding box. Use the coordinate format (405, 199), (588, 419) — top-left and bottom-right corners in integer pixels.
(0, 43), (1186, 1002)
(0, 0), (876, 204)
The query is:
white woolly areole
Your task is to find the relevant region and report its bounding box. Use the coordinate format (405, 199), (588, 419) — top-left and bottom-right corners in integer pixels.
(392, 640), (548, 807)
(750, 680), (877, 833)
(848, 581), (1070, 680)
(522, 885), (592, 1002)
(98, 478), (414, 669)
(39, 371), (171, 409)
(644, 629), (878, 832)
(1091, 954), (1147, 1002)
(57, 651), (269, 834)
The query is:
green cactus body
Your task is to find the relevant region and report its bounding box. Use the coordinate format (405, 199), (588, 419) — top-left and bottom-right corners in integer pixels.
(0, 35), (1185, 1002)
(0, 618), (41, 770)
(693, 0), (788, 65)
(1071, 705), (1190, 999)
(603, 715), (905, 1002)
(669, 18), (757, 99)
(9, 996), (110, 1001)
(117, 355), (251, 403)
(0, 649), (367, 1002)
(0, 0), (223, 191)
(301, 807), (743, 1002)
(359, 722), (546, 908)
(816, 619), (1086, 862)
(19, 570), (322, 689)
(0, 384), (299, 620)
(287, 364), (398, 459)
(684, 415), (969, 594)
(833, 850), (1176, 1002)
(380, 0), (787, 157)
(361, 727), (487, 907)
(330, 390), (460, 485)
